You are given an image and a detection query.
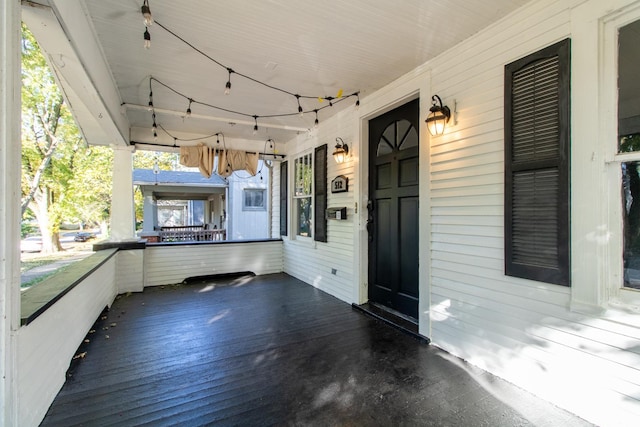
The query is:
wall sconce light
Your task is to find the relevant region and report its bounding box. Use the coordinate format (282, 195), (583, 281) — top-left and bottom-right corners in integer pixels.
(333, 137), (349, 164)
(426, 95), (451, 136)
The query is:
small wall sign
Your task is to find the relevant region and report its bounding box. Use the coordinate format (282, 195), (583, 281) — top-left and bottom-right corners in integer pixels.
(331, 175), (349, 193)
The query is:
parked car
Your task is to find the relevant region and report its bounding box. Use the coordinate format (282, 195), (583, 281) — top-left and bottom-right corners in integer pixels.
(74, 232), (96, 242)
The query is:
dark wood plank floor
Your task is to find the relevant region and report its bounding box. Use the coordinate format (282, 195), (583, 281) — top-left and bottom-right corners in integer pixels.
(40, 273), (591, 426)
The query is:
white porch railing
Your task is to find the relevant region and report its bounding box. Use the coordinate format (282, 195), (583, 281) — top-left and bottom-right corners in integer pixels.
(158, 229), (226, 242)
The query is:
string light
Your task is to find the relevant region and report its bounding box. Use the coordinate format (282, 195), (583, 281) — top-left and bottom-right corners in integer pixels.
(225, 68), (233, 95)
(355, 94), (360, 110)
(152, 113), (157, 132)
(141, 0), (153, 26)
(151, 21), (361, 119)
(185, 98), (192, 117)
(143, 27), (151, 49)
(253, 115), (259, 135)
(296, 95), (303, 117)
(146, 77), (360, 136)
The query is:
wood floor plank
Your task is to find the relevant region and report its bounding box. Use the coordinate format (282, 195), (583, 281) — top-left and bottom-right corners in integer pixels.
(40, 273), (592, 426)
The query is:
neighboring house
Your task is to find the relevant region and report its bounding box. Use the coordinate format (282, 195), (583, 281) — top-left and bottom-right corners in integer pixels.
(2, 1), (640, 426)
(133, 165), (270, 241)
(134, 168), (226, 234)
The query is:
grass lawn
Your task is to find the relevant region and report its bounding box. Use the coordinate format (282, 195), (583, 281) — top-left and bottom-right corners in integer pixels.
(21, 245), (96, 288)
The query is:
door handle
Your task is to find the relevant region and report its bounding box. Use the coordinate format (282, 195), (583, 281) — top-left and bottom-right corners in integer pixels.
(366, 218), (374, 241)
(367, 200), (374, 212)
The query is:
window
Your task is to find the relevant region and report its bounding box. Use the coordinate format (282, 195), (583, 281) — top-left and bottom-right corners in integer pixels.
(294, 152), (313, 237)
(242, 188), (266, 211)
(504, 39), (571, 286)
(618, 20), (640, 290)
(291, 146), (327, 240)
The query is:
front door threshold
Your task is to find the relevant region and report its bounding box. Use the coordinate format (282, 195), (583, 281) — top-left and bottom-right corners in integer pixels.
(352, 302), (429, 344)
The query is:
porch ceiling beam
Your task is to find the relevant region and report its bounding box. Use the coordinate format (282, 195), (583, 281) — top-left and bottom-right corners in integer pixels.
(123, 103), (309, 133)
(22, 0), (129, 147)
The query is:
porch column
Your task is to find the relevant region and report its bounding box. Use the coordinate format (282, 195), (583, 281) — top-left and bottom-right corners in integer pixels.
(110, 146), (136, 241)
(142, 191), (157, 232)
(0, 0), (22, 424)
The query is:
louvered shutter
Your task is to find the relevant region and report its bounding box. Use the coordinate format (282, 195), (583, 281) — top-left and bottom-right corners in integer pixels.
(314, 144), (328, 242)
(280, 161), (288, 236)
(504, 39), (570, 286)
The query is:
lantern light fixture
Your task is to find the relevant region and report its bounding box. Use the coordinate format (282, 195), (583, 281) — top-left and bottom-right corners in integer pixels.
(333, 137), (349, 164)
(425, 94), (451, 136)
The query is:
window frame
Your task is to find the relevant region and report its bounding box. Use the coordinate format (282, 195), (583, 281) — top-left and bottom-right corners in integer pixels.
(504, 38), (571, 286)
(603, 10), (640, 306)
(293, 151), (314, 239)
(242, 188), (266, 211)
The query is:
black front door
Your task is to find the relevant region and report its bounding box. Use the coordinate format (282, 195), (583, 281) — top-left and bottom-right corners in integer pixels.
(368, 99), (420, 319)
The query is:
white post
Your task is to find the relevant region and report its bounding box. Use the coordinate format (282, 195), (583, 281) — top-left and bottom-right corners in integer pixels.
(0, 0), (22, 424)
(142, 192), (157, 232)
(110, 146), (136, 241)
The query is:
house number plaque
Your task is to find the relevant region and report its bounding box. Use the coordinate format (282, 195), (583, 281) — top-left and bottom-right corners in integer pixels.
(331, 175), (348, 193)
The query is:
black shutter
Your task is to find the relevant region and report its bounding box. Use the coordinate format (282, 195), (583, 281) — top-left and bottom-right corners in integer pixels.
(279, 161), (288, 236)
(504, 38), (570, 286)
(314, 144), (328, 242)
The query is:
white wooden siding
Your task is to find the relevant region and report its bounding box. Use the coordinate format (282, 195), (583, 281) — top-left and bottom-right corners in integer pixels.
(16, 256), (117, 427)
(280, 0), (640, 424)
(424, 0), (640, 425)
(116, 249), (144, 293)
(282, 110), (357, 304)
(144, 241), (283, 286)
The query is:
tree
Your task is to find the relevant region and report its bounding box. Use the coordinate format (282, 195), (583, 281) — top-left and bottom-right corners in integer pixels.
(21, 24), (112, 253)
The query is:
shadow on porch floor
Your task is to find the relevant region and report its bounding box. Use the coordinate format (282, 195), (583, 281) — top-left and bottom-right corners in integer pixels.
(40, 273), (592, 426)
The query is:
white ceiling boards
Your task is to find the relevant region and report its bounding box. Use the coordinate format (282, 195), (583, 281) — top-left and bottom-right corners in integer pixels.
(24, 0), (530, 148)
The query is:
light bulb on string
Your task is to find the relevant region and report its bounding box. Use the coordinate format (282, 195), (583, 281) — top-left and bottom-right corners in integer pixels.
(143, 27), (151, 49)
(225, 68), (233, 95)
(314, 110), (319, 129)
(253, 116), (259, 135)
(296, 95), (303, 117)
(355, 94), (360, 110)
(185, 98), (192, 118)
(141, 0), (153, 26)
(136, 26), (365, 126)
(147, 91), (153, 111)
(152, 113), (157, 132)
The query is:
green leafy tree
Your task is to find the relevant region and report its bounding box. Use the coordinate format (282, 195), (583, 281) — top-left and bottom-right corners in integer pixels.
(21, 24), (112, 252)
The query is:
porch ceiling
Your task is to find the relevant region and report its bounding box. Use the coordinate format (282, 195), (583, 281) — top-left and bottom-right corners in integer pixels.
(23, 0), (530, 150)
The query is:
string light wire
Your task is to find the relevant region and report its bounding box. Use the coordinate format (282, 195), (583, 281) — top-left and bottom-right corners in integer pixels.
(139, 4), (361, 134)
